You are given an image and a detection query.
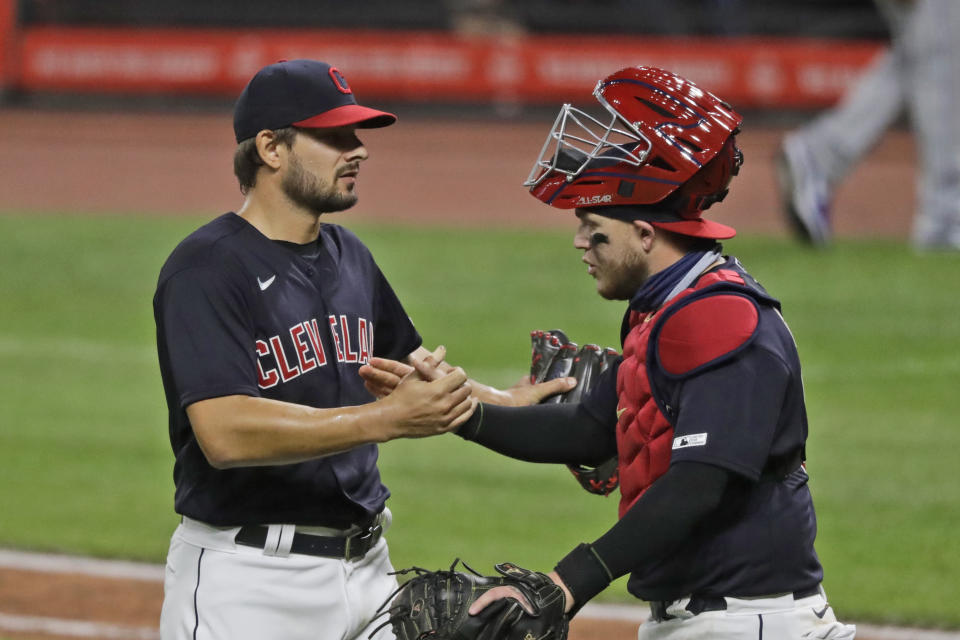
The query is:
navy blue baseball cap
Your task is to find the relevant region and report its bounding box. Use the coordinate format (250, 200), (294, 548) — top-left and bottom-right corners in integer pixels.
(233, 59), (397, 143)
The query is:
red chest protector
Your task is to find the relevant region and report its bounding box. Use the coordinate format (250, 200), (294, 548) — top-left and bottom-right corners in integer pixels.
(615, 267), (772, 518)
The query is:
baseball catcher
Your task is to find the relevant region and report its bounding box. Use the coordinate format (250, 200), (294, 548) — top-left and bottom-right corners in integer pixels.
(373, 560), (567, 640)
(361, 65), (857, 639)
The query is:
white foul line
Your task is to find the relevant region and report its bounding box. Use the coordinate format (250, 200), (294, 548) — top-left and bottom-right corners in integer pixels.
(0, 548), (163, 581)
(0, 612), (159, 639)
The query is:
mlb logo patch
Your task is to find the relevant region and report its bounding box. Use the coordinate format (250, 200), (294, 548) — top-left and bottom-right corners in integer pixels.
(673, 433), (708, 449)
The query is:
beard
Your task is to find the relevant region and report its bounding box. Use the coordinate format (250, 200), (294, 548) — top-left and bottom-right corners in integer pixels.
(281, 153), (358, 215)
(596, 253), (650, 300)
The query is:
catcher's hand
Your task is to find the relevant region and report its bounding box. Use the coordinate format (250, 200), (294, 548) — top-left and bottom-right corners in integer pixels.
(375, 560), (568, 640)
(531, 329), (621, 496)
(358, 346), (574, 407)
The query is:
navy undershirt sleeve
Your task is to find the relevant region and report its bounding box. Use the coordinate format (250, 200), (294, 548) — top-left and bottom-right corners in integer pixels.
(457, 403), (615, 466)
(555, 462), (732, 611)
(158, 266), (259, 407)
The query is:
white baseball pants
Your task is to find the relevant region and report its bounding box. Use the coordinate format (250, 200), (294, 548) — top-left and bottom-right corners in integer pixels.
(159, 513), (397, 640)
(636, 588), (856, 640)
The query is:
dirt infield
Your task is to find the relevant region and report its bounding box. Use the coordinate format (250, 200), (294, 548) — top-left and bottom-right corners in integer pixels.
(0, 107), (929, 640)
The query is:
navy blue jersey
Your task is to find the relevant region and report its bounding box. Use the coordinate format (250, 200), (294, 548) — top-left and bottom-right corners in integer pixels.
(580, 259), (823, 600)
(154, 213), (421, 527)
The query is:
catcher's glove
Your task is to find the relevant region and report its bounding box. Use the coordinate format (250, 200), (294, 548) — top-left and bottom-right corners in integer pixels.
(374, 560), (568, 640)
(530, 330), (621, 496)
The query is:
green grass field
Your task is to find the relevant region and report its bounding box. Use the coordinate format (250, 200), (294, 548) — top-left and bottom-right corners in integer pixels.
(1, 214), (958, 628)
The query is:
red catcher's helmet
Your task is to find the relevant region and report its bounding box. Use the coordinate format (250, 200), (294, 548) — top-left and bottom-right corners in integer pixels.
(525, 66), (743, 239)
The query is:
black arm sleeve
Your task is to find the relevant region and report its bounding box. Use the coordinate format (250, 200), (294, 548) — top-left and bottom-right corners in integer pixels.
(554, 461), (732, 613)
(456, 402), (614, 466)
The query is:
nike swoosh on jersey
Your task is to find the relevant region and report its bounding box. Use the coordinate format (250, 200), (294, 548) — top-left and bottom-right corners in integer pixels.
(616, 407), (627, 420)
(813, 604), (830, 619)
(258, 275), (277, 291)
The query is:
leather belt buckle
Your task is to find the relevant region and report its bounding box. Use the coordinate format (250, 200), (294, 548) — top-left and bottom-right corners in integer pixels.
(345, 523), (382, 560)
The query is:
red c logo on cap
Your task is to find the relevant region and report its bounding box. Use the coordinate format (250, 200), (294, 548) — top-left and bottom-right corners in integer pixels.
(329, 67), (352, 95)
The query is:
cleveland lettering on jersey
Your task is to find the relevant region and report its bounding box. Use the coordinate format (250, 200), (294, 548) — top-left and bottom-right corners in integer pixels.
(256, 314), (373, 389)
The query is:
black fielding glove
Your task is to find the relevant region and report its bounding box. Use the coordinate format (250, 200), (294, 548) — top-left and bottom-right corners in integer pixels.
(529, 330), (620, 495)
(541, 341), (578, 404)
(374, 560), (569, 640)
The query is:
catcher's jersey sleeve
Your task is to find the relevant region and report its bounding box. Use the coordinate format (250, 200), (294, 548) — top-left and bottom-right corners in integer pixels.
(668, 348), (790, 480)
(666, 304), (807, 481)
(157, 265), (259, 408)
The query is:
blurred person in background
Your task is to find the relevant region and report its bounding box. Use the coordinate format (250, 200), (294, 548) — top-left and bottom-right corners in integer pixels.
(777, 0), (960, 250)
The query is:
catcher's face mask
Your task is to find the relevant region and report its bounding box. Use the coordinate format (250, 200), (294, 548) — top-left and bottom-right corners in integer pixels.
(523, 99), (653, 191)
(525, 66), (743, 214)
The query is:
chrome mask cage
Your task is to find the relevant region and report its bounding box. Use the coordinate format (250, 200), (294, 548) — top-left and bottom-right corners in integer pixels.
(523, 97), (653, 188)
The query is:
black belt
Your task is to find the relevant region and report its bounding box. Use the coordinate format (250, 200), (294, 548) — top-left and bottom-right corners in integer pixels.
(234, 520), (383, 561)
(649, 585), (821, 622)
